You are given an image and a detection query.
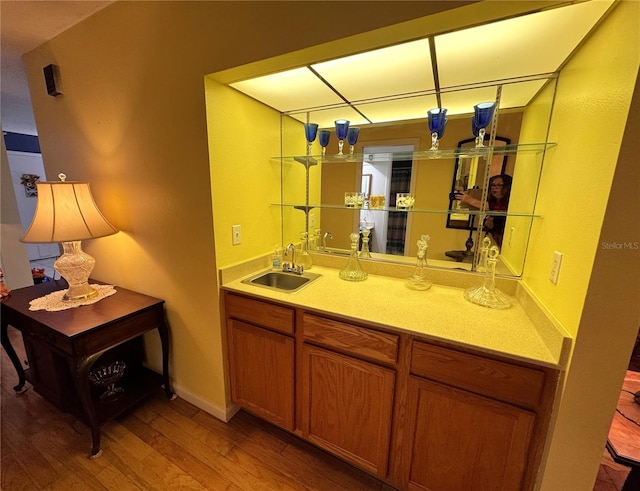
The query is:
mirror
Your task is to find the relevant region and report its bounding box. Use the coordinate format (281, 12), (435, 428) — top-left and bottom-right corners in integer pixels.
(444, 136), (511, 262)
(307, 113), (524, 269)
(279, 76), (556, 278)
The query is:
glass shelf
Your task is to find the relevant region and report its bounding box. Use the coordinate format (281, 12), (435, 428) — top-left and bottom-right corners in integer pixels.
(272, 142), (556, 165)
(275, 202), (541, 218)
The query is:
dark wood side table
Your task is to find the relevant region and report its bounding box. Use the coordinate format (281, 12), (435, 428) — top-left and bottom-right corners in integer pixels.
(606, 370), (640, 491)
(1, 280), (175, 458)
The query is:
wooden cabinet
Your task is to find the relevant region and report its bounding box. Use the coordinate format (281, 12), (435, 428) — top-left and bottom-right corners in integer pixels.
(391, 340), (555, 491)
(299, 313), (398, 476)
(300, 343), (395, 477)
(404, 376), (534, 491)
(224, 292), (558, 490)
(225, 293), (295, 430)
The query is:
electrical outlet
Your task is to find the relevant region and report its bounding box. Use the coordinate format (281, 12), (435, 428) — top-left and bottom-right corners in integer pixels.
(232, 225), (241, 245)
(549, 251), (563, 284)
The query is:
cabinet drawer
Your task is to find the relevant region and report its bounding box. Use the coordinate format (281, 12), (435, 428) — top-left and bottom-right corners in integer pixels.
(302, 313), (398, 365)
(411, 340), (545, 408)
(225, 293), (294, 335)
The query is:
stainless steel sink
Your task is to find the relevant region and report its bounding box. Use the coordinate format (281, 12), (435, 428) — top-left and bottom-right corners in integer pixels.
(242, 270), (322, 293)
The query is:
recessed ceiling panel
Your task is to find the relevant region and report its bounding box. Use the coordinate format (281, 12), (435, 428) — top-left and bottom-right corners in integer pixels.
(435, 0), (613, 87)
(228, 1), (612, 125)
(354, 94), (439, 124)
(287, 106), (367, 129)
(311, 38), (434, 101)
(440, 87), (501, 116)
(230, 67), (343, 112)
(499, 79), (548, 109)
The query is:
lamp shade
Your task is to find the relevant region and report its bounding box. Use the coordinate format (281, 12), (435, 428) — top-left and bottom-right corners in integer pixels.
(21, 177), (118, 243)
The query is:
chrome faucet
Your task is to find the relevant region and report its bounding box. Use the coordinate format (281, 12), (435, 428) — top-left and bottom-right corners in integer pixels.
(283, 243), (303, 274)
(322, 232), (333, 252)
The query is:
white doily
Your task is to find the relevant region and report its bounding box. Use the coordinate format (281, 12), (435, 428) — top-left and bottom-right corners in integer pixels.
(29, 284), (117, 312)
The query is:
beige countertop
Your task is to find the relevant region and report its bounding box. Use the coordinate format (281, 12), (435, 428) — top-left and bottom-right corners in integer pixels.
(220, 257), (571, 370)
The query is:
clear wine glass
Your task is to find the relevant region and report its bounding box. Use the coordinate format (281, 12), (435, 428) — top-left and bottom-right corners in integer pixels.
(473, 102), (496, 147)
(304, 123), (318, 155)
(347, 127), (360, 157)
(427, 108), (447, 151)
(334, 119), (350, 157)
(318, 129), (331, 157)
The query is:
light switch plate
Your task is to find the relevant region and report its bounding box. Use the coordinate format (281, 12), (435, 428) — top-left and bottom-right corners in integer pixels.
(549, 251), (563, 284)
(232, 225), (241, 245)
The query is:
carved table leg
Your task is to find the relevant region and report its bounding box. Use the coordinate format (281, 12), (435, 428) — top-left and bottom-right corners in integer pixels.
(1, 319), (26, 392)
(70, 352), (104, 458)
(157, 318), (176, 400)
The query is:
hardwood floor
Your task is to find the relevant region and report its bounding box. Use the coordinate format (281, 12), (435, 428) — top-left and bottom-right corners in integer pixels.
(0, 326), (632, 490)
(593, 451), (630, 491)
(1, 327), (391, 490)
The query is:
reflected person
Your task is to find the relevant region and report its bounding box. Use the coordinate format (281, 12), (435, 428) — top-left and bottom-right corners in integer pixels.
(454, 174), (512, 248)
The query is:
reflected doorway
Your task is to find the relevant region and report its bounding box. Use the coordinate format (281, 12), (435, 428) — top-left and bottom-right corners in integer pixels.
(360, 145), (414, 256)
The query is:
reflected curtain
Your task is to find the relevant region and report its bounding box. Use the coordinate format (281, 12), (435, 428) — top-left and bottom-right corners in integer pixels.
(386, 163), (412, 255)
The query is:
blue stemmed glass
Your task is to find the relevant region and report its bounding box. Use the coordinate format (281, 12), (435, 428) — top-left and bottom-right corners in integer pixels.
(473, 102), (496, 147)
(334, 119), (350, 157)
(427, 108), (447, 151)
(318, 130), (331, 157)
(304, 123), (318, 155)
(347, 127), (360, 157)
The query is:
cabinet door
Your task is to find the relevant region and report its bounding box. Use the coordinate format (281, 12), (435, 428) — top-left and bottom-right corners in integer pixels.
(300, 343), (395, 477)
(227, 319), (294, 430)
(405, 376), (535, 491)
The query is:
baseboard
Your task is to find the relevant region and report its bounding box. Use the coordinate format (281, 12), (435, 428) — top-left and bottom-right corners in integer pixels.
(170, 382), (240, 422)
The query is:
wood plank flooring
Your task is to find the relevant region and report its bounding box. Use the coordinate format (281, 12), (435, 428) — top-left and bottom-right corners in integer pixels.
(1, 327), (392, 490)
(1, 326), (631, 490)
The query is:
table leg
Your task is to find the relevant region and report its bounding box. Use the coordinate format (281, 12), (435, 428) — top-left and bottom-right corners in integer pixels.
(70, 352), (104, 458)
(622, 467), (640, 491)
(157, 318), (176, 400)
(1, 320), (26, 392)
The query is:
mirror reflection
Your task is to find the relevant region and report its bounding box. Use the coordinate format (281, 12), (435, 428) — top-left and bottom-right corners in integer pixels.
(312, 112), (524, 269)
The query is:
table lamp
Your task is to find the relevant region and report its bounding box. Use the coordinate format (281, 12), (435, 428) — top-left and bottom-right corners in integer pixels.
(20, 173), (118, 301)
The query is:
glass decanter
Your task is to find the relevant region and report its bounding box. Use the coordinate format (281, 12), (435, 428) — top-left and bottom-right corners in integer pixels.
(311, 228), (321, 251)
(407, 235), (432, 290)
(359, 228), (372, 258)
(463, 245), (511, 309)
(339, 233), (368, 281)
(476, 235), (491, 273)
(299, 231), (313, 270)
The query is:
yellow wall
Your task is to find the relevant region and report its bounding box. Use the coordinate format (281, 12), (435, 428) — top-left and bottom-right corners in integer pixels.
(523, 2), (638, 334)
(520, 2), (639, 489)
(501, 80), (556, 272)
(205, 79), (282, 267)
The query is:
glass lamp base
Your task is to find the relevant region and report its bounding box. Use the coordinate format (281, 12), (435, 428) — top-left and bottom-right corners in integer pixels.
(54, 241), (98, 301)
